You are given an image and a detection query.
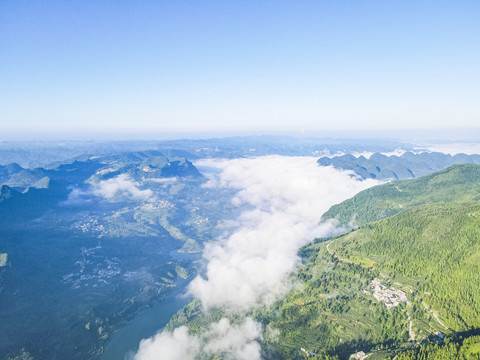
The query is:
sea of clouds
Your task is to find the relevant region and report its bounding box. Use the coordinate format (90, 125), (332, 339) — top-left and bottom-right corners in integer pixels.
(134, 155), (380, 360)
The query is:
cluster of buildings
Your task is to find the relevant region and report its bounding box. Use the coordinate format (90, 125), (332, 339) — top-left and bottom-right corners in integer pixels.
(365, 278), (408, 308)
(349, 351), (368, 359)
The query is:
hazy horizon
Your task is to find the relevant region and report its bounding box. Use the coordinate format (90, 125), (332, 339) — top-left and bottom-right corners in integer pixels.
(1, 127), (480, 143)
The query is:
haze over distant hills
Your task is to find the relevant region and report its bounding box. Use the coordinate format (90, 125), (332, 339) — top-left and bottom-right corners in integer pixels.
(318, 151), (480, 180)
(0, 136), (410, 168)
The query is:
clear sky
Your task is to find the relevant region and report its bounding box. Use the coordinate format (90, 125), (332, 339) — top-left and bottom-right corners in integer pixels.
(1, 0), (479, 137)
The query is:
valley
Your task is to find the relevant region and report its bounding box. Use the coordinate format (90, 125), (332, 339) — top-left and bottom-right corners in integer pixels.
(1, 141), (480, 359)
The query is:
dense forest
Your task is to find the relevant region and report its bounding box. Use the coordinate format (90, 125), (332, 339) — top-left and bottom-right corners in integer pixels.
(395, 335), (480, 360)
(330, 201), (480, 330)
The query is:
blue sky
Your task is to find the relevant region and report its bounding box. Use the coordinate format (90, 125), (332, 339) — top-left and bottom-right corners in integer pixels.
(1, 0), (479, 137)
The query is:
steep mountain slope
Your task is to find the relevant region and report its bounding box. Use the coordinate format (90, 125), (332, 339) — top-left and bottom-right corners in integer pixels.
(327, 201), (480, 330)
(255, 171), (480, 359)
(321, 164), (480, 228)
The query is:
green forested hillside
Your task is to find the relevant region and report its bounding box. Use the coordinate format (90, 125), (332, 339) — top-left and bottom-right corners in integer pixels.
(251, 200), (480, 359)
(329, 201), (480, 331)
(321, 164), (480, 228)
(252, 243), (411, 359)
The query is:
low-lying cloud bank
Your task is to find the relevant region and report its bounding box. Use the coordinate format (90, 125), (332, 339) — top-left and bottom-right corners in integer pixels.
(417, 142), (480, 155)
(135, 156), (380, 359)
(189, 156), (379, 311)
(135, 317), (262, 360)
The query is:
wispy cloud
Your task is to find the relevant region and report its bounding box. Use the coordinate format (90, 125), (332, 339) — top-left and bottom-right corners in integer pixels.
(65, 174), (154, 204)
(93, 174), (153, 201)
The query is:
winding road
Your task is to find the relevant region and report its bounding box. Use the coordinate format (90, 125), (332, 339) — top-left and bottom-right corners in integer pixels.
(405, 311), (415, 341)
(422, 302), (449, 331)
(326, 241), (353, 264)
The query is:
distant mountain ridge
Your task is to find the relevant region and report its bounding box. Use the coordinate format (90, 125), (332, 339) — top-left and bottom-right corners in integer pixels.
(0, 136), (410, 168)
(0, 163), (49, 190)
(86, 151), (201, 181)
(318, 151), (480, 180)
(0, 151), (201, 192)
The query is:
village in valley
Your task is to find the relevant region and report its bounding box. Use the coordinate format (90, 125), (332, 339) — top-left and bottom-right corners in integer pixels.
(365, 279), (408, 309)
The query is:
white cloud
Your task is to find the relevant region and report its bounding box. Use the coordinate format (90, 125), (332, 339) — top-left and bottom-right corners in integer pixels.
(143, 177), (178, 184)
(135, 156), (380, 359)
(203, 318), (262, 360)
(64, 174), (154, 204)
(64, 187), (95, 205)
(352, 151), (374, 159)
(381, 149), (407, 157)
(189, 156), (379, 311)
(134, 318), (262, 360)
(134, 326), (200, 360)
(92, 174), (153, 201)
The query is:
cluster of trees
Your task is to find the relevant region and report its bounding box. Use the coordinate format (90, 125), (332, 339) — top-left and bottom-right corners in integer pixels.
(396, 335), (480, 360)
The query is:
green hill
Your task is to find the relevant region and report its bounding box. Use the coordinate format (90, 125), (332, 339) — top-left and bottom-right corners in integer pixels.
(321, 164), (480, 228)
(327, 201), (480, 330)
(250, 200), (480, 359)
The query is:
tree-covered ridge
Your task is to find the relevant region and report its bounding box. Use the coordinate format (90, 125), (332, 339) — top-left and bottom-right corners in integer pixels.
(321, 164), (480, 228)
(329, 201), (480, 331)
(249, 200), (480, 358)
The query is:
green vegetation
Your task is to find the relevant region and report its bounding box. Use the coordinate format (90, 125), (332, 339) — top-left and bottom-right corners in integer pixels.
(330, 201), (480, 331)
(396, 335), (480, 360)
(254, 199), (480, 358)
(321, 164), (480, 228)
(166, 300), (230, 334)
(252, 242), (412, 359)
